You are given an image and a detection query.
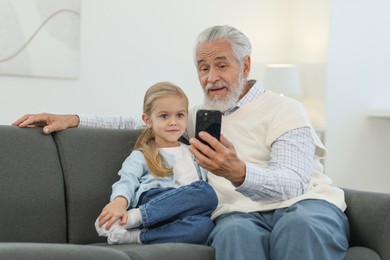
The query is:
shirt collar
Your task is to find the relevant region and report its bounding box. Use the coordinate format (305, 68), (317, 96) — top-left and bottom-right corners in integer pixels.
(223, 80), (265, 116)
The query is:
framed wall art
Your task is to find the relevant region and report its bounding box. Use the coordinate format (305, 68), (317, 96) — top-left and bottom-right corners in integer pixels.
(0, 0), (81, 79)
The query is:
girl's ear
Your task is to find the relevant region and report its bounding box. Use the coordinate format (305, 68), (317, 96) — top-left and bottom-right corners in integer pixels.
(142, 114), (152, 128)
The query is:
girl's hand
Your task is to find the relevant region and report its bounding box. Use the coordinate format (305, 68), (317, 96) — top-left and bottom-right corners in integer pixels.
(98, 196), (128, 230)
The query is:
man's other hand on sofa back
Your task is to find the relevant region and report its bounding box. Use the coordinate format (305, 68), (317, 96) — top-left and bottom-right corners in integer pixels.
(12, 113), (80, 134)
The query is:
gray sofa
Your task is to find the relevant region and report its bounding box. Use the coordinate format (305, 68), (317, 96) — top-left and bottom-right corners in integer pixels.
(0, 125), (389, 260)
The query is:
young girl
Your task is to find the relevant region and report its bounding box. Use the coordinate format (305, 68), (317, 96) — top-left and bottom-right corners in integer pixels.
(95, 82), (217, 245)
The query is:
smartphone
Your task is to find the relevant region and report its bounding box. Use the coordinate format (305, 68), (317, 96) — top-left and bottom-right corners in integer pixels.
(195, 109), (222, 147)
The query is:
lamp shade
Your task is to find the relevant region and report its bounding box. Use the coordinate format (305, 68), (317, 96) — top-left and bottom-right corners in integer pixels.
(262, 64), (302, 96)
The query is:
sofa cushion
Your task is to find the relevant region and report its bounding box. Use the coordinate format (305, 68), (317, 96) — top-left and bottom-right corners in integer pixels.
(93, 243), (214, 260)
(0, 243), (132, 260)
(53, 128), (142, 244)
(0, 126), (67, 243)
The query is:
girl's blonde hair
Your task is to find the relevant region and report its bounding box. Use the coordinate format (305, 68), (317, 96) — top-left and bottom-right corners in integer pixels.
(134, 81), (189, 178)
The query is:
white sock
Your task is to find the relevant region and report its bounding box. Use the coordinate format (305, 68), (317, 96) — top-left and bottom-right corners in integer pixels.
(123, 208), (142, 229)
(95, 218), (120, 237)
(95, 217), (110, 237)
(121, 230), (142, 244)
(108, 229), (141, 245)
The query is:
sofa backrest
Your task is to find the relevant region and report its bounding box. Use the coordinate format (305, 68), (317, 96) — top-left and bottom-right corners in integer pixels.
(0, 126), (67, 243)
(0, 125), (142, 244)
(54, 128), (141, 244)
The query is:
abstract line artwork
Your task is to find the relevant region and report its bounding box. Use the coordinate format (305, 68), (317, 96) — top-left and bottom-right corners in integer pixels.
(0, 0), (81, 79)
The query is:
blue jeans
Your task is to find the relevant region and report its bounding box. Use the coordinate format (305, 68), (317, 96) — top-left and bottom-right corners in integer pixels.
(208, 199), (350, 260)
(136, 180), (217, 244)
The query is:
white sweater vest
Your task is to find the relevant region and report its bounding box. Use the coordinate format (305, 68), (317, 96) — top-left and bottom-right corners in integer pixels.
(188, 91), (346, 219)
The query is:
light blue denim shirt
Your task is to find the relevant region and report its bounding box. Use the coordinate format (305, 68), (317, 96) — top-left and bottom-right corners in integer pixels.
(110, 143), (208, 208)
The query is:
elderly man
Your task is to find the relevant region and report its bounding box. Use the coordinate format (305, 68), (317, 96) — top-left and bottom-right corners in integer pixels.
(13, 25), (349, 260)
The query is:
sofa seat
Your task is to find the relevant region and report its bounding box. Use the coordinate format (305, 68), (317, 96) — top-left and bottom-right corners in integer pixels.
(93, 243), (214, 260)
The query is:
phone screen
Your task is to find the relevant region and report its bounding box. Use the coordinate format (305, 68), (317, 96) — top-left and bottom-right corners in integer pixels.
(195, 109), (222, 147)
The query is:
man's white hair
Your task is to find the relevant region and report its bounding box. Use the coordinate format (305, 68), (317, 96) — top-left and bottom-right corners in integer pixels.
(193, 25), (252, 66)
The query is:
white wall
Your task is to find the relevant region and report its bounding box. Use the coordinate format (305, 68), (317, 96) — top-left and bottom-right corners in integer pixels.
(6, 0), (389, 193)
(0, 0), (327, 125)
(326, 0), (390, 193)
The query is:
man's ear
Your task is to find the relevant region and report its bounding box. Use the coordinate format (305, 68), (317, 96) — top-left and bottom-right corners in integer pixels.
(142, 114), (152, 128)
(243, 56), (251, 79)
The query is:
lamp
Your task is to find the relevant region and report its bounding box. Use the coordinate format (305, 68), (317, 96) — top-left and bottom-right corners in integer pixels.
(262, 64), (302, 97)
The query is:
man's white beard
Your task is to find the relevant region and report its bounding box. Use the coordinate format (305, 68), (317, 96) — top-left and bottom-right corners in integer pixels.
(202, 74), (245, 112)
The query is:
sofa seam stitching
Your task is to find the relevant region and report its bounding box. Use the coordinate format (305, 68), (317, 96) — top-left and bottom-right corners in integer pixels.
(52, 132), (70, 243)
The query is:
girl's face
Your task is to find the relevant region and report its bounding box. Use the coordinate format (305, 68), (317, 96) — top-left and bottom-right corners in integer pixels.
(143, 95), (188, 148)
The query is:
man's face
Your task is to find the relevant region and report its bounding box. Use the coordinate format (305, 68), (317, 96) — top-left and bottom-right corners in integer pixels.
(196, 39), (249, 111)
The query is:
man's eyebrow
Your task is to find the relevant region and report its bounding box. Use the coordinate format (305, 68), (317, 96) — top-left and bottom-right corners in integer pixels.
(215, 56), (227, 61)
(197, 59), (206, 66)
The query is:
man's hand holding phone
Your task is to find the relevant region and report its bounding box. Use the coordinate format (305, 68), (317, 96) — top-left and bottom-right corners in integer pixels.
(189, 110), (246, 186)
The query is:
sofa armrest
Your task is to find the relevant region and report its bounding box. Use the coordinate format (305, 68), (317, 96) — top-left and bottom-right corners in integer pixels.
(343, 188), (390, 259)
